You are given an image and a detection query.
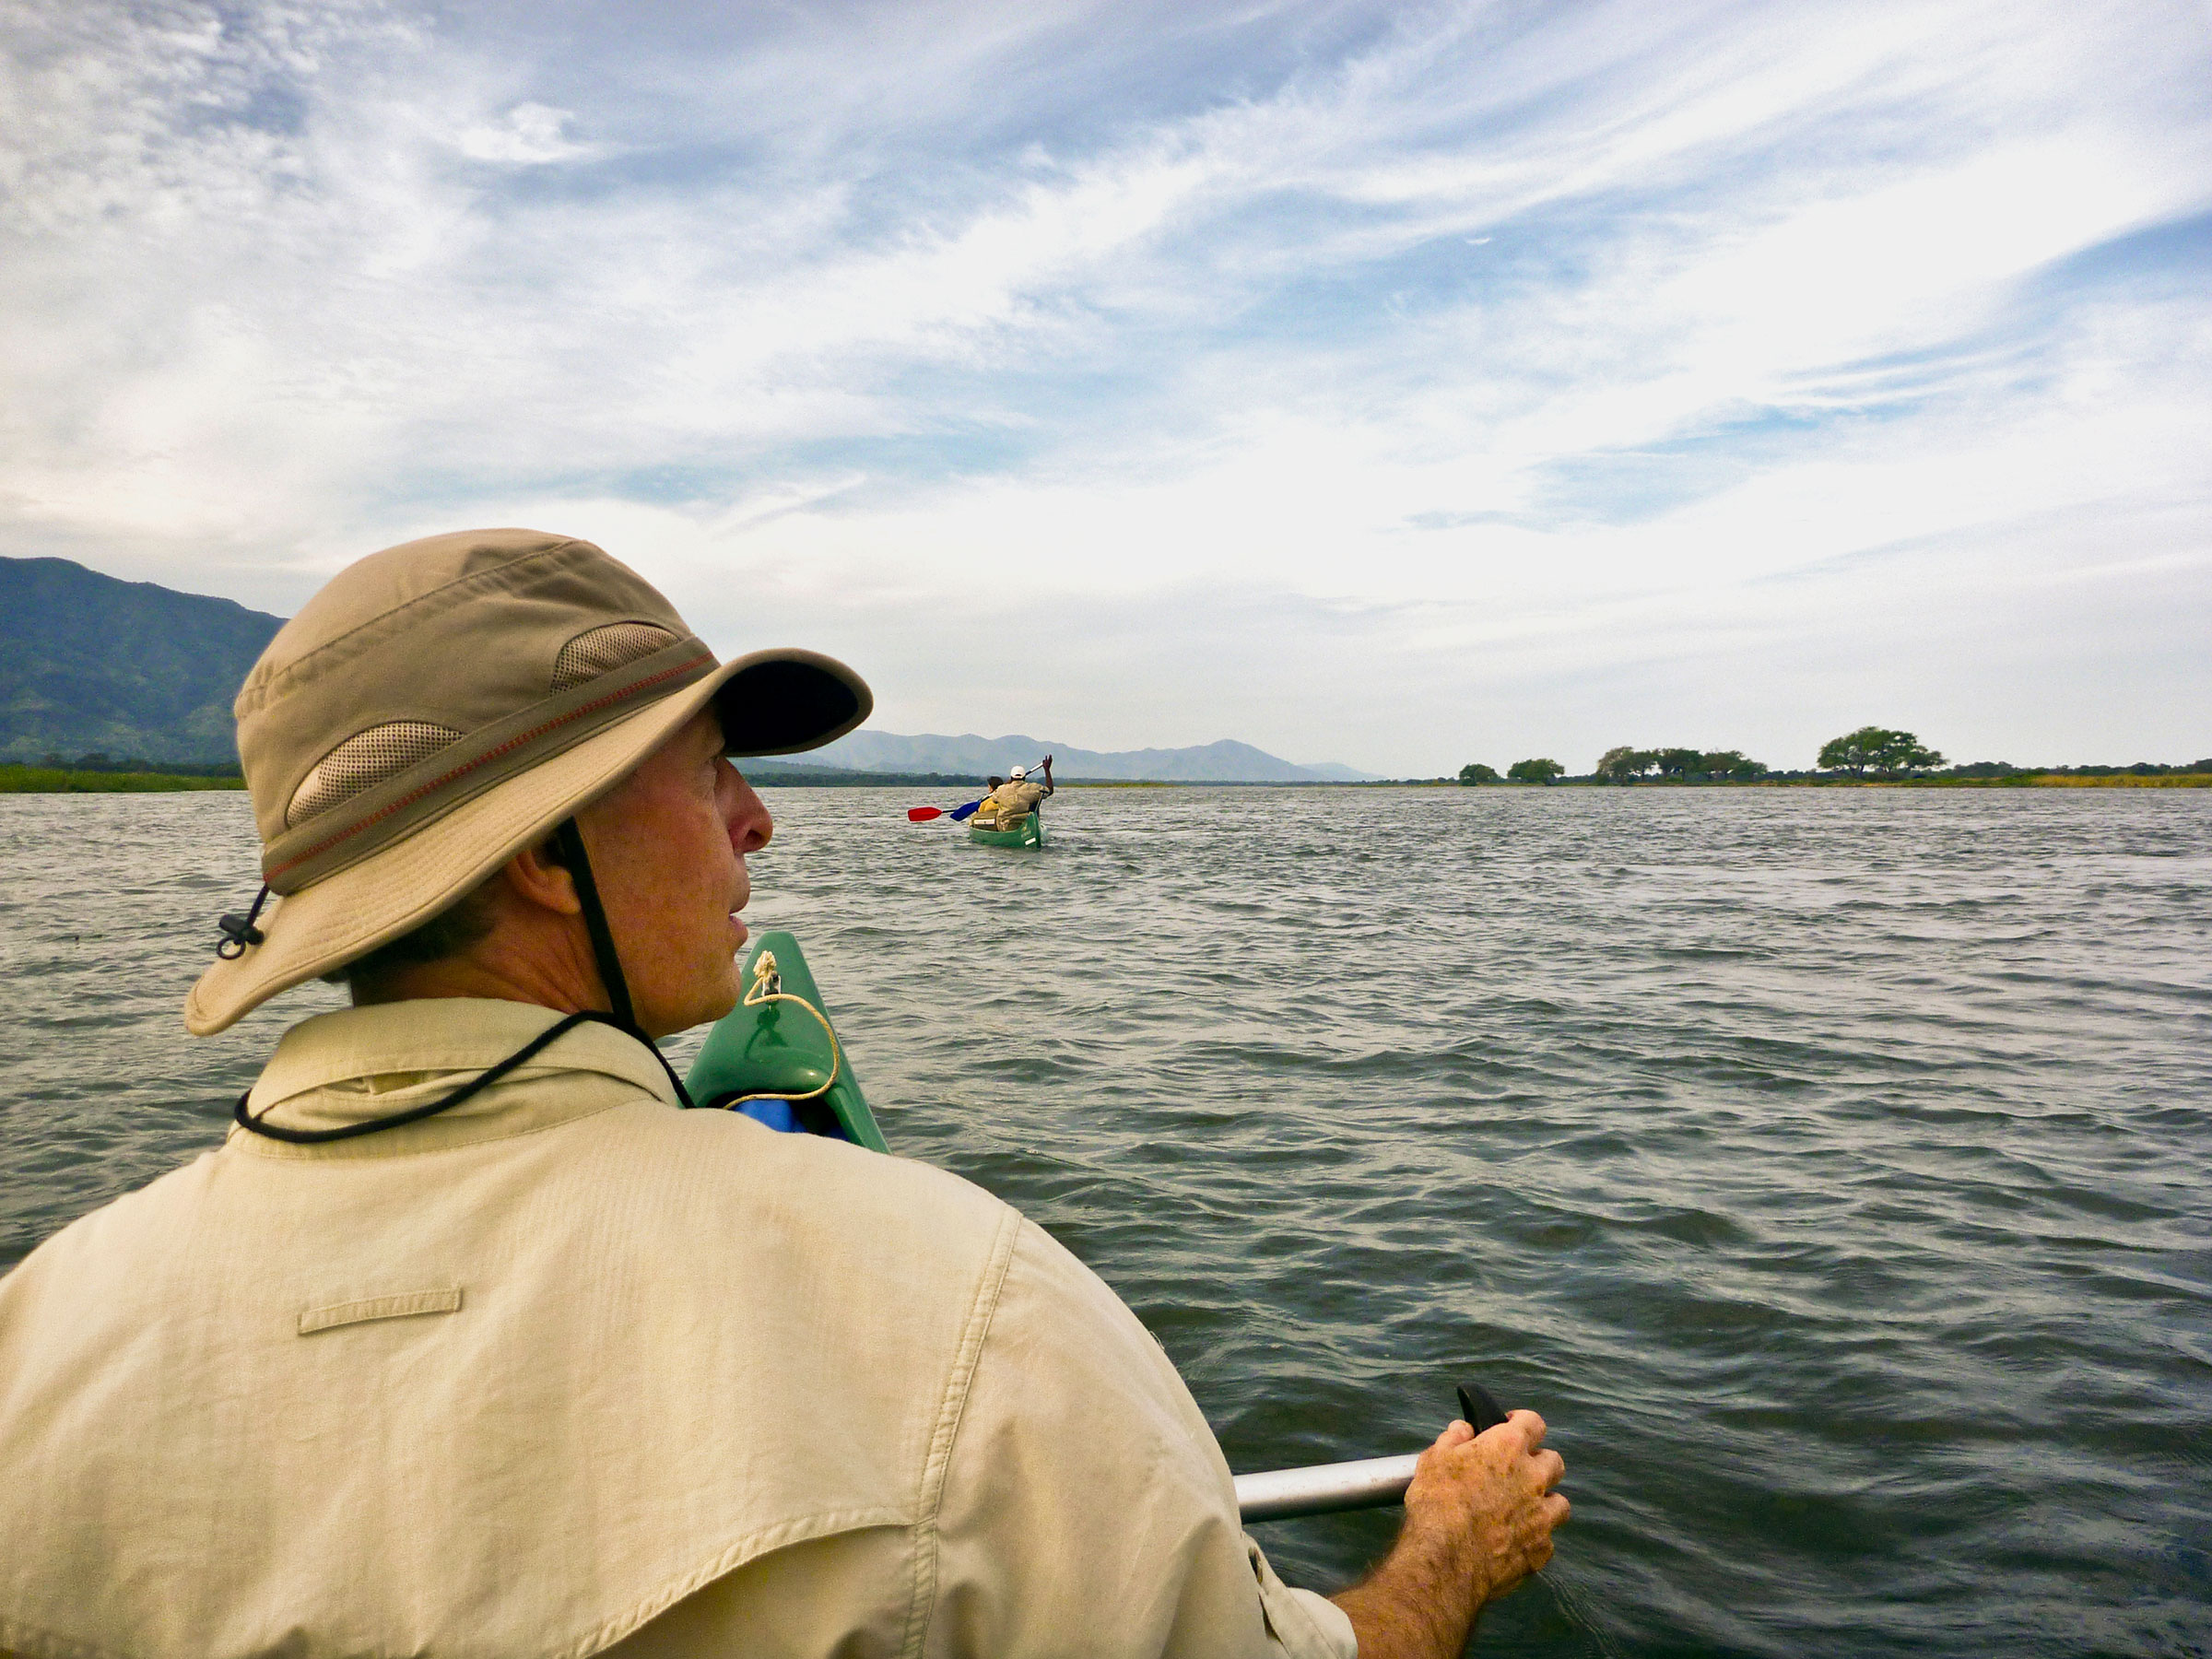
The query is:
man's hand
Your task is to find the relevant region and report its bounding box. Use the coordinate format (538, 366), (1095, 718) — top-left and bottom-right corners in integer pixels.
(1327, 1410), (1568, 1659)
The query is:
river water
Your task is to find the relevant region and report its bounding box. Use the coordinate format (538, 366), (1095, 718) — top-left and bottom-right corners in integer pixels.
(2, 785), (2206, 1655)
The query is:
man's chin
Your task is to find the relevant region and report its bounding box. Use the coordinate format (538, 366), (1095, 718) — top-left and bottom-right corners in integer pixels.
(701, 972), (742, 1028)
(644, 968), (743, 1042)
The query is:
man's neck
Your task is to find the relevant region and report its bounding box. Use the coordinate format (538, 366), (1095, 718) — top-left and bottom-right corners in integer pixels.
(350, 935), (601, 1018)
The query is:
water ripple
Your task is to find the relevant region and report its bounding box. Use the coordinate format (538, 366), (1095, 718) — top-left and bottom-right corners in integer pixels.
(2, 786), (2207, 1654)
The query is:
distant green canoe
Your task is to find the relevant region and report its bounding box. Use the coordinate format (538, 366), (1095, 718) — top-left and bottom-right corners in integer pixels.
(969, 810), (1043, 849)
(685, 931), (888, 1151)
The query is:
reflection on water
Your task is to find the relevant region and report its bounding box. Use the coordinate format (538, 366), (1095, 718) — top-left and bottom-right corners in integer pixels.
(3, 785), (2207, 1655)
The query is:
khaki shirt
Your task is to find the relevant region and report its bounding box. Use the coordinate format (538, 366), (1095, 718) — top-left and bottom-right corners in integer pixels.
(982, 780), (1045, 823)
(0, 999), (1354, 1659)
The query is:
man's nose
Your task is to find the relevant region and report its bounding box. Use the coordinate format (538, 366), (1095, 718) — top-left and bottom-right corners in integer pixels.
(724, 765), (773, 853)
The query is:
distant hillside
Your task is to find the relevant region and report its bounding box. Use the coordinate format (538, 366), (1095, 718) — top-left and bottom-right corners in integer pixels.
(0, 557), (1382, 782)
(809, 730), (1379, 782)
(0, 557), (284, 764)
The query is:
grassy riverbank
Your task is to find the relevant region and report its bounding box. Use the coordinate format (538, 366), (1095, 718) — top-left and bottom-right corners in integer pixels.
(1328, 772), (2212, 789)
(0, 764), (246, 794)
(1787, 773), (2212, 789)
(1360, 773), (2212, 789)
(1466, 772), (2212, 790)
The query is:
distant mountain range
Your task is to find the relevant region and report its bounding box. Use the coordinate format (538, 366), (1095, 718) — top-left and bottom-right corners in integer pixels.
(806, 730), (1378, 782)
(1, 556), (1380, 781)
(1, 557), (283, 764)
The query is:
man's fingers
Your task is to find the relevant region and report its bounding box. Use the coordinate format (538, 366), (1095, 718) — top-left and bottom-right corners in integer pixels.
(1535, 1449), (1566, 1490)
(1542, 1492), (1571, 1528)
(1503, 1407), (1547, 1451)
(1436, 1419), (1475, 1451)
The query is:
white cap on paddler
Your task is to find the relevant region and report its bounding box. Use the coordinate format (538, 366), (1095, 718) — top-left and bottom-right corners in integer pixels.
(187, 527), (870, 1036)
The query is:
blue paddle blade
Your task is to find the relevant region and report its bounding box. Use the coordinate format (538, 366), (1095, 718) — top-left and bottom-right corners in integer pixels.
(947, 800), (982, 821)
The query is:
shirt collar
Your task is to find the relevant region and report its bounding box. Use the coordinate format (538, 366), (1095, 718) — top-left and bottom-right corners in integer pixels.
(233, 998), (681, 1156)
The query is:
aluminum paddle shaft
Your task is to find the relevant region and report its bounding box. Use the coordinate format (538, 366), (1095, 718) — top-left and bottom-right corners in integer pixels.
(1233, 1382), (1508, 1524)
(1234, 1453), (1420, 1524)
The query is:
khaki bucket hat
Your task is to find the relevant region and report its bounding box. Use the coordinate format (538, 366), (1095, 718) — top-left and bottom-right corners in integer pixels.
(186, 527), (870, 1036)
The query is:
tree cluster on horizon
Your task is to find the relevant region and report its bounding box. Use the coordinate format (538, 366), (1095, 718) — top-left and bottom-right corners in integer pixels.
(1453, 724), (2206, 786)
(1594, 746), (1767, 782)
(1456, 724), (1952, 783)
(1455, 759), (1563, 783)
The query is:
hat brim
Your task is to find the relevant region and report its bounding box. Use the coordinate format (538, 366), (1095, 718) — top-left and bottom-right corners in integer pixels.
(185, 648), (868, 1037)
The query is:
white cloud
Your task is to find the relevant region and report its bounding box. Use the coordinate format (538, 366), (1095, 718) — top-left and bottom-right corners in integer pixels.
(453, 101), (595, 165)
(1, 0), (2206, 768)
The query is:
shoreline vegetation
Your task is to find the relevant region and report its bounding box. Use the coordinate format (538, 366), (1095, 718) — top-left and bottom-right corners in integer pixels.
(1335, 772), (2212, 788)
(6, 763), (2206, 795)
(6, 746), (2207, 796)
(2, 763), (245, 793)
(1455, 727), (2212, 790)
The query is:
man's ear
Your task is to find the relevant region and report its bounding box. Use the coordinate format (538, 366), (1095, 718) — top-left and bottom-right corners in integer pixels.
(501, 835), (582, 915)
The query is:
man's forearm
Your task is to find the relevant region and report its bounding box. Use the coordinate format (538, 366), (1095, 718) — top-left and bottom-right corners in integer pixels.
(1324, 1410), (1568, 1659)
(1329, 1525), (1481, 1659)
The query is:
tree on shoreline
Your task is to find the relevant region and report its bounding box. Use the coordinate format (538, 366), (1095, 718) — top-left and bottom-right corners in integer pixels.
(1457, 762), (1500, 783)
(1507, 758), (1565, 782)
(1692, 749), (1767, 780)
(1818, 726), (1946, 777)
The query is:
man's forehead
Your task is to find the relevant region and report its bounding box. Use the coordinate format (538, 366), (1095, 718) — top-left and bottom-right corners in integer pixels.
(680, 705), (726, 750)
(634, 706), (724, 774)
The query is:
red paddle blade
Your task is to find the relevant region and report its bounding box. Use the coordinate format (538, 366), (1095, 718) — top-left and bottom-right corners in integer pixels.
(907, 806), (943, 821)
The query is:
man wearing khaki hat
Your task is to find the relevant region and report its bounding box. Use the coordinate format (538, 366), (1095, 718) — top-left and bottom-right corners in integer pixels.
(0, 530), (1566, 1658)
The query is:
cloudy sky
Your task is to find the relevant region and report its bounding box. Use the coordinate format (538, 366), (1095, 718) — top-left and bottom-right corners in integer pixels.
(5, 0), (2208, 773)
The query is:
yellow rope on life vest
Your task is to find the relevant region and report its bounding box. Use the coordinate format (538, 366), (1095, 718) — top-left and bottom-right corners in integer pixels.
(724, 948), (841, 1108)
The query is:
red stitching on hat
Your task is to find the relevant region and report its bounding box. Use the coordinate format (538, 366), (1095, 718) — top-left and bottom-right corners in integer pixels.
(265, 652), (715, 884)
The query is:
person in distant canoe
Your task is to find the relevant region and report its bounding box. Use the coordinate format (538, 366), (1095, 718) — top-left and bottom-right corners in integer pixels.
(0, 532), (1565, 1659)
(978, 758), (1053, 827)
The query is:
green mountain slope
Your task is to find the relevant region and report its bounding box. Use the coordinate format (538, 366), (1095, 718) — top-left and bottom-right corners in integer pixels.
(0, 557), (285, 764)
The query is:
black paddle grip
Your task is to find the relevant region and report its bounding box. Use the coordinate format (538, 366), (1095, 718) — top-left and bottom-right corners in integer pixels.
(1457, 1382), (1509, 1435)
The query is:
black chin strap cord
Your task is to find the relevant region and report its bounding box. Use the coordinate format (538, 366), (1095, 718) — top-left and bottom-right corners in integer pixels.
(550, 817), (697, 1110)
(552, 818), (635, 1031)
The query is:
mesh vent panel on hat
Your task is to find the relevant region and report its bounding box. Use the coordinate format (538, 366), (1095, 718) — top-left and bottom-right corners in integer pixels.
(550, 622), (680, 691)
(287, 722), (465, 828)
